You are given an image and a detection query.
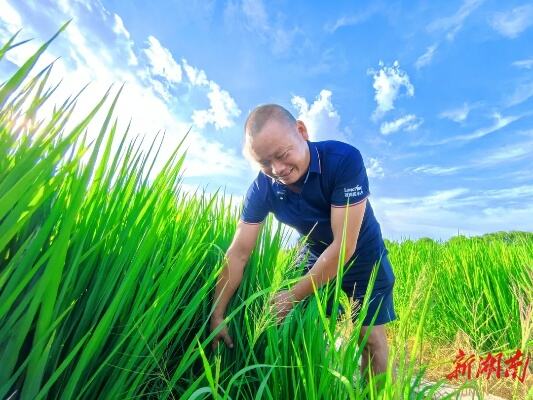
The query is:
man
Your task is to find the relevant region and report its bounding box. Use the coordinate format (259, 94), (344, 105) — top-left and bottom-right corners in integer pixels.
(210, 104), (396, 382)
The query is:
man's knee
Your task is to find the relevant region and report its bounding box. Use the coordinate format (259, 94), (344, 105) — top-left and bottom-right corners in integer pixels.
(358, 325), (387, 351)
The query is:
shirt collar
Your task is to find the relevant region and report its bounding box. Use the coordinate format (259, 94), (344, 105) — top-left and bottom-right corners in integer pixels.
(307, 140), (322, 175)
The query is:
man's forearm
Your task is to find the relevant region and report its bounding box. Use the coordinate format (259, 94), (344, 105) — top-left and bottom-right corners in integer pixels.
(212, 249), (247, 318)
(290, 243), (354, 302)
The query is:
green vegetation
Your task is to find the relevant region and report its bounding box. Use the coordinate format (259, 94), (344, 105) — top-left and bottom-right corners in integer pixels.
(1, 28), (531, 399)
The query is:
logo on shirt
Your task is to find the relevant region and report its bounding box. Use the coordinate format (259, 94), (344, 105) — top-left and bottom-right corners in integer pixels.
(344, 185), (363, 198)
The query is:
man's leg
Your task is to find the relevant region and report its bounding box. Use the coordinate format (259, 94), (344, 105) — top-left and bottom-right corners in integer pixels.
(359, 324), (390, 378)
(355, 282), (397, 391)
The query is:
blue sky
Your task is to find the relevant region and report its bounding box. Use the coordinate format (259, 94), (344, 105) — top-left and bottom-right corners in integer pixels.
(1, 0), (532, 240)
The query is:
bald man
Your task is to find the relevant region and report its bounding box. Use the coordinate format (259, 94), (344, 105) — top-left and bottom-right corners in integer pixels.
(210, 104), (396, 384)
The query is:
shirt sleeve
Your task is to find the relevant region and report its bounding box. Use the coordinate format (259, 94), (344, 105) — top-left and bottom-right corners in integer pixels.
(240, 174), (270, 224)
(330, 147), (370, 207)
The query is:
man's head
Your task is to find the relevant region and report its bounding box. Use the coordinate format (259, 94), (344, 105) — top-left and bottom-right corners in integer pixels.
(243, 104), (310, 185)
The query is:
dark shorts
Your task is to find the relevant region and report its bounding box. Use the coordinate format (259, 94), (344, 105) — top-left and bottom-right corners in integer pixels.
(295, 246), (397, 326)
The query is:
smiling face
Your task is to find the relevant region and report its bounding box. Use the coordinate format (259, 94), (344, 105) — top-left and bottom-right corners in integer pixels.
(245, 118), (310, 185)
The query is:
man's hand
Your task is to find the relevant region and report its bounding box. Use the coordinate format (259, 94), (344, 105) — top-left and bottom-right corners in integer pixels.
(270, 290), (297, 323)
(210, 315), (234, 351)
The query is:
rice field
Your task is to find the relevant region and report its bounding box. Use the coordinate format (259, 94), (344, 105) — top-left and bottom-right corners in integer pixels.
(1, 27), (532, 399)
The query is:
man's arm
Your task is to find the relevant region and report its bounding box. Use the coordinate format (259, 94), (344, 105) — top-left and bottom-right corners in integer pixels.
(290, 198), (367, 302)
(211, 220), (262, 348)
(212, 220), (261, 316)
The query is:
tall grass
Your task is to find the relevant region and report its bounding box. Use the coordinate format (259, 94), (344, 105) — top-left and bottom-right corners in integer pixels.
(0, 28), (530, 399)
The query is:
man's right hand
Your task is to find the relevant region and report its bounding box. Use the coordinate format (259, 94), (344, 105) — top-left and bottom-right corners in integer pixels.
(210, 315), (234, 351)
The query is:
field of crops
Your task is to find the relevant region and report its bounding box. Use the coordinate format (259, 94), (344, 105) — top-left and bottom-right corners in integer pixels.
(1, 29), (531, 399)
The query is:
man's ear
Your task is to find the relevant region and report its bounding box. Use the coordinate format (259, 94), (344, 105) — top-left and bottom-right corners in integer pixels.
(296, 120), (309, 141)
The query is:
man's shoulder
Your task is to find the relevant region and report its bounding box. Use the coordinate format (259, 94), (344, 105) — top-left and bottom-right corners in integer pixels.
(314, 140), (362, 164)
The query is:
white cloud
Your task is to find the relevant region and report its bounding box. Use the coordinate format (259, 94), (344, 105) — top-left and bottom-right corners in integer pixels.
(512, 59), (533, 69)
(417, 1), (484, 72)
(149, 79), (172, 102)
(481, 140), (533, 165)
(112, 13), (130, 39)
(490, 4), (533, 38)
(112, 13), (138, 66)
(55, 0), (99, 14)
(181, 60), (241, 130)
(439, 103), (471, 123)
(372, 185), (533, 240)
(139, 35), (241, 131)
(429, 112), (521, 145)
(0, 2), (45, 67)
(182, 137), (248, 177)
(143, 36), (182, 84)
(407, 139), (533, 176)
(380, 114), (423, 135)
(408, 165), (463, 176)
(291, 89), (347, 141)
(367, 157), (384, 179)
(324, 5), (381, 33)
(428, 0), (485, 41)
(506, 81), (533, 107)
(368, 61), (414, 121)
(182, 59), (208, 86)
(191, 81), (241, 130)
(0, 0), (22, 37)
(0, 0), (247, 187)
(415, 44), (438, 69)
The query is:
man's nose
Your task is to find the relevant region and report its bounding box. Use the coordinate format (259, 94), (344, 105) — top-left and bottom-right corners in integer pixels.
(271, 160), (285, 176)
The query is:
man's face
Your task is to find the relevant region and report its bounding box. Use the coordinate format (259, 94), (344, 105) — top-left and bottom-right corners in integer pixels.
(246, 119), (310, 185)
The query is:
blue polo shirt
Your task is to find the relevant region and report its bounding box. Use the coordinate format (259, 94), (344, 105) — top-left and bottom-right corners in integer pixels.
(240, 140), (395, 288)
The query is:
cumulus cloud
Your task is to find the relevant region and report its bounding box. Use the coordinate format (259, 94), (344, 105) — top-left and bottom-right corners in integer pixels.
(182, 59), (209, 86)
(366, 157), (384, 179)
(368, 61), (414, 121)
(143, 36), (183, 84)
(181, 59), (241, 130)
(291, 89), (347, 141)
(439, 103), (471, 123)
(138, 35), (241, 131)
(490, 4), (533, 38)
(191, 81), (241, 130)
(0, 0), (247, 186)
(380, 114), (423, 135)
(112, 13), (130, 39)
(112, 13), (138, 66)
(0, 0), (23, 36)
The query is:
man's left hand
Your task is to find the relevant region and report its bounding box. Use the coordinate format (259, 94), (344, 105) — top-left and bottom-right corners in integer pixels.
(270, 290), (297, 323)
